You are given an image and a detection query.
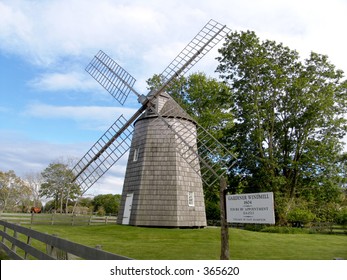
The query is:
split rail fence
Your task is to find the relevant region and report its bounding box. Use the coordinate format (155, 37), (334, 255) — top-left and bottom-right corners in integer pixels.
(0, 212), (117, 226)
(0, 220), (131, 260)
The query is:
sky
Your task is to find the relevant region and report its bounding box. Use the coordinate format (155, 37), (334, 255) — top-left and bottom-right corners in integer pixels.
(0, 0), (346, 196)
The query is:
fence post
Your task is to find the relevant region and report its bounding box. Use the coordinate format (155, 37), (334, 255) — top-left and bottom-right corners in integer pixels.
(1, 225), (7, 243)
(11, 229), (18, 253)
(24, 236), (32, 259)
(51, 213), (54, 225)
(46, 234), (68, 260)
(89, 215), (92, 226)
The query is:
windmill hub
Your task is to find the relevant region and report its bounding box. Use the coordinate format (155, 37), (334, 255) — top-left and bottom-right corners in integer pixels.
(137, 94), (148, 105)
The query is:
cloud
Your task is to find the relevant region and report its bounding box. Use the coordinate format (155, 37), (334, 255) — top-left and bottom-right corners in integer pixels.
(2, 0), (346, 79)
(85, 162), (128, 196)
(28, 71), (96, 92)
(0, 131), (85, 175)
(23, 103), (137, 130)
(0, 0), (166, 66)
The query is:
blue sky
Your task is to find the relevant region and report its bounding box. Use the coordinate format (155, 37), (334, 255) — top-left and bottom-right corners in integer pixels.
(1, 0), (346, 196)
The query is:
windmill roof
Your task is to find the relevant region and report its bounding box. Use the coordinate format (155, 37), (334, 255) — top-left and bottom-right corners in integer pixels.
(134, 92), (196, 125)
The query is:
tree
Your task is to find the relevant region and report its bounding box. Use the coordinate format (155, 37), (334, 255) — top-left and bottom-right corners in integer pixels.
(23, 172), (43, 208)
(0, 170), (32, 212)
(92, 194), (121, 215)
(216, 30), (347, 223)
(39, 163), (80, 214)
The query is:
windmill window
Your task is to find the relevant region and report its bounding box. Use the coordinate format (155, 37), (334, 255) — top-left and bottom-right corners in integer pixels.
(188, 192), (195, 207)
(133, 148), (139, 162)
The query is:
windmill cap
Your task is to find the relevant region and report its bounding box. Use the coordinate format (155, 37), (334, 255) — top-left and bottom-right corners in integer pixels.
(134, 92), (196, 125)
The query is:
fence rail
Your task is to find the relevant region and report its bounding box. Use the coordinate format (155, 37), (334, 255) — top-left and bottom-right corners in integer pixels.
(0, 212), (117, 226)
(0, 220), (131, 260)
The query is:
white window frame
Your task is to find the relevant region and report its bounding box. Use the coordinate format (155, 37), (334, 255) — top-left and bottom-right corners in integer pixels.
(188, 192), (195, 207)
(133, 148), (139, 162)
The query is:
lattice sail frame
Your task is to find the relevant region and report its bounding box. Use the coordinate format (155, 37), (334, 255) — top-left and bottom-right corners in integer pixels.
(72, 19), (232, 195)
(85, 50), (138, 105)
(72, 115), (133, 194)
(154, 19), (231, 94)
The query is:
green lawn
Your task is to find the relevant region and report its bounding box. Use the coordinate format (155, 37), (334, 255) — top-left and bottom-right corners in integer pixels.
(25, 224), (347, 260)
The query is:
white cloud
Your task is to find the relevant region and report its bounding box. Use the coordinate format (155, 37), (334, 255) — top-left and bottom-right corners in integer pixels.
(0, 2), (344, 50)
(1, 0), (346, 78)
(0, 131), (86, 175)
(0, 1), (34, 54)
(85, 162), (128, 196)
(24, 103), (137, 129)
(28, 71), (96, 92)
(0, 0), (166, 66)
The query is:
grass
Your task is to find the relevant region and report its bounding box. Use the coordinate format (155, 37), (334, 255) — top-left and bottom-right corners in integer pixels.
(20, 224), (347, 260)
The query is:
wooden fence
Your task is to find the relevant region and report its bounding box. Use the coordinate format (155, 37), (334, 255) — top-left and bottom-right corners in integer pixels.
(0, 220), (131, 260)
(0, 212), (117, 226)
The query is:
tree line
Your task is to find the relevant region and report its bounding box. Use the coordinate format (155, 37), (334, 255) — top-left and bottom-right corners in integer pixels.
(0, 165), (121, 215)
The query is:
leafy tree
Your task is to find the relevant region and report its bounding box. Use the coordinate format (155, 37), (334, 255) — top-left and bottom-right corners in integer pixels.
(70, 197), (93, 214)
(78, 197), (93, 208)
(92, 194), (121, 215)
(216, 30), (347, 223)
(0, 170), (32, 212)
(39, 163), (80, 214)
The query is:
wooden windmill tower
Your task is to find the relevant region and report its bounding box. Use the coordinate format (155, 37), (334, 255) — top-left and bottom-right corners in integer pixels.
(118, 92), (206, 227)
(72, 20), (235, 227)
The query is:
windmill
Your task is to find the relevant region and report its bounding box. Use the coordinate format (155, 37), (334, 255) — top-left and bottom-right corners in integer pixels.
(72, 19), (235, 227)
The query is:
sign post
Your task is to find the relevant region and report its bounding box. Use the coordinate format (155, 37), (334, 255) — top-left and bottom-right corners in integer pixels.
(219, 177), (229, 260)
(226, 192), (275, 224)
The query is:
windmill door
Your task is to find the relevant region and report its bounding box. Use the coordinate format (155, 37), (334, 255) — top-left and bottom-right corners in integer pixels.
(122, 193), (134, 225)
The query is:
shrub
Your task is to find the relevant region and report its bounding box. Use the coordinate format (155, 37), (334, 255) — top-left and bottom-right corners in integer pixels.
(336, 208), (347, 225)
(205, 201), (220, 220)
(96, 206), (106, 216)
(287, 208), (316, 225)
(313, 202), (340, 223)
(260, 226), (309, 234)
(244, 224), (266, 232)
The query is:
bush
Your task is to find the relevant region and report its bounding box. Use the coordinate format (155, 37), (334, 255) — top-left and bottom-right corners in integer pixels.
(313, 202), (340, 223)
(96, 206), (106, 216)
(260, 226), (309, 234)
(205, 200), (220, 220)
(336, 208), (347, 225)
(244, 224), (266, 232)
(242, 224), (310, 234)
(287, 208), (316, 225)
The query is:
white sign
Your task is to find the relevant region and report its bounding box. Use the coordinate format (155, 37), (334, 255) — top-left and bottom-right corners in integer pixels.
(226, 192), (275, 224)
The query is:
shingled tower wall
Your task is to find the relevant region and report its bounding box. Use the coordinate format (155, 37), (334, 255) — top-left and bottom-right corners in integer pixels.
(117, 93), (207, 227)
